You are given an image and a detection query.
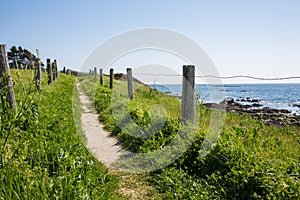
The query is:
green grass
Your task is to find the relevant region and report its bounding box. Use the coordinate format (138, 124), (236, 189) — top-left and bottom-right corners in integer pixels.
(80, 74), (300, 199)
(0, 70), (119, 199)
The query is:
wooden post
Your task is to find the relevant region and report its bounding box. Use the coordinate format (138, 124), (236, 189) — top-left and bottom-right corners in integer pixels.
(0, 44), (17, 112)
(127, 68), (133, 99)
(94, 67), (97, 80)
(14, 56), (19, 69)
(99, 68), (103, 85)
(29, 54), (33, 70)
(54, 60), (58, 79)
(181, 65), (195, 124)
(63, 66), (66, 74)
(46, 58), (53, 84)
(52, 62), (56, 81)
(109, 68), (114, 89)
(36, 58), (42, 91)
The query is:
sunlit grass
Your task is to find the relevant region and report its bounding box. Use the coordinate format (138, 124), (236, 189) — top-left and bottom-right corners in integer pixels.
(79, 74), (300, 199)
(0, 71), (119, 199)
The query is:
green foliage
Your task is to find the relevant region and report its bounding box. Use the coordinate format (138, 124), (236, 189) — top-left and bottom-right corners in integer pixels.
(0, 71), (118, 199)
(8, 46), (41, 69)
(85, 75), (300, 199)
(150, 167), (215, 199)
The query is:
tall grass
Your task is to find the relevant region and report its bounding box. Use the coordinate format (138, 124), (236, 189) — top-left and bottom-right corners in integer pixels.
(81, 75), (300, 199)
(0, 70), (119, 199)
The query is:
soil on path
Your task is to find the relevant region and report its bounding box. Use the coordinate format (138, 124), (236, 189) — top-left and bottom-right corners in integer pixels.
(77, 83), (163, 199)
(78, 84), (128, 167)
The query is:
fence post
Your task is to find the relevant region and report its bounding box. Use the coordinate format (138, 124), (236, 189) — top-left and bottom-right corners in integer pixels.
(14, 56), (19, 69)
(109, 68), (114, 89)
(99, 68), (103, 85)
(94, 67), (97, 80)
(127, 68), (133, 99)
(54, 60), (58, 79)
(52, 62), (56, 81)
(47, 58), (53, 84)
(181, 65), (195, 124)
(0, 44), (17, 112)
(36, 58), (42, 91)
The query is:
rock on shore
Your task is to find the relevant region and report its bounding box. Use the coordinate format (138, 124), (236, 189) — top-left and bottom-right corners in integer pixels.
(204, 98), (300, 127)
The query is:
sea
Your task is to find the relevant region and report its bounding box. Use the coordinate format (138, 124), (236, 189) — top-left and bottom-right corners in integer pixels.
(148, 83), (300, 114)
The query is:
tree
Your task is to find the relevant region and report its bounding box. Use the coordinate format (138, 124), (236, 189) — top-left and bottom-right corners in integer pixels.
(7, 45), (43, 69)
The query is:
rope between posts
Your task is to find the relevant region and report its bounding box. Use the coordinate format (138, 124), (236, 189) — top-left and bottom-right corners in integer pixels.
(133, 73), (300, 81)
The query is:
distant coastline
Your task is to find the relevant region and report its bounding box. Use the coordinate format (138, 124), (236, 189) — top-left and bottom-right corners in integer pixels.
(149, 83), (300, 127)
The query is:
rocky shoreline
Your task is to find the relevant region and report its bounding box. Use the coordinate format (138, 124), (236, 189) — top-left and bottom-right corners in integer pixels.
(204, 98), (300, 127)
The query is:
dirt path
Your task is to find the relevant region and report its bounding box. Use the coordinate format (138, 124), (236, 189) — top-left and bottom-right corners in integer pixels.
(77, 84), (162, 200)
(77, 84), (128, 167)
(77, 83), (162, 199)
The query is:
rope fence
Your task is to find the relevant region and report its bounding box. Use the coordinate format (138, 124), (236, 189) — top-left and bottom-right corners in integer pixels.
(92, 65), (300, 123)
(133, 73), (300, 81)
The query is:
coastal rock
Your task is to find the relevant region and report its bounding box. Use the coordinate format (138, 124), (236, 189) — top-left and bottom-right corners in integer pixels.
(236, 97), (261, 103)
(252, 103), (263, 107)
(220, 98), (235, 105)
(204, 98), (299, 127)
(292, 103), (300, 108)
(203, 103), (225, 110)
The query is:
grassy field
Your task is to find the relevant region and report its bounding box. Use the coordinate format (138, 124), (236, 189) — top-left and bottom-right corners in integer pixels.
(2, 71), (299, 199)
(0, 70), (119, 199)
(80, 75), (300, 199)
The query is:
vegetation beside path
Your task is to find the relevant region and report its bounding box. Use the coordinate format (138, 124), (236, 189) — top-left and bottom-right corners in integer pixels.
(80, 75), (300, 199)
(0, 71), (119, 199)
(2, 70), (298, 199)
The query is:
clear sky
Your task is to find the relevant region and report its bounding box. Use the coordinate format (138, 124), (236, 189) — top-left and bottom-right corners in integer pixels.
(2, 0), (300, 83)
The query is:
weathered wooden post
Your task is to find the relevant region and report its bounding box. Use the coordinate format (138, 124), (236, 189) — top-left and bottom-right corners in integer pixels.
(29, 55), (33, 70)
(99, 68), (103, 85)
(36, 58), (42, 91)
(181, 65), (195, 124)
(94, 67), (97, 80)
(54, 60), (58, 79)
(14, 56), (19, 69)
(0, 44), (17, 112)
(127, 68), (133, 100)
(66, 69), (71, 75)
(52, 62), (56, 81)
(46, 58), (53, 84)
(109, 68), (114, 89)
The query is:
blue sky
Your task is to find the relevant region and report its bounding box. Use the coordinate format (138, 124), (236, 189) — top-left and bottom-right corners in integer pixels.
(2, 0), (300, 83)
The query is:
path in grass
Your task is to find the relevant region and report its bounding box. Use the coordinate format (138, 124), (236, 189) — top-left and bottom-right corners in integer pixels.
(78, 83), (162, 199)
(78, 84), (128, 167)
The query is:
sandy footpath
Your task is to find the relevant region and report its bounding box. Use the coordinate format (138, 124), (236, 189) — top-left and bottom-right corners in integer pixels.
(77, 83), (127, 167)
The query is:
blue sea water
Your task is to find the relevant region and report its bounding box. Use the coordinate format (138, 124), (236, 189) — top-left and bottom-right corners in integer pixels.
(148, 84), (300, 114)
